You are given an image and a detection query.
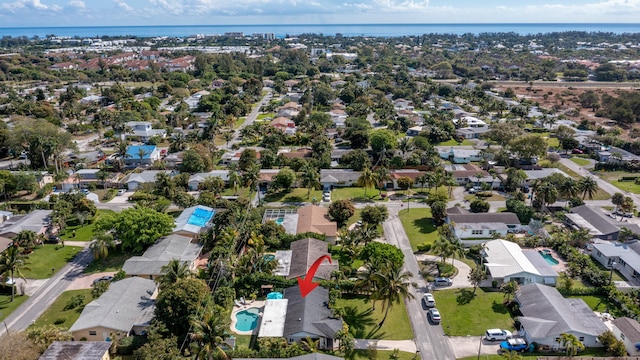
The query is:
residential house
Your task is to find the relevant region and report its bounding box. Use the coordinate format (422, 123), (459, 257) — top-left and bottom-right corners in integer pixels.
(330, 149), (355, 165)
(270, 117), (297, 135)
(39, 341), (112, 360)
(188, 170), (230, 190)
(9, 171), (54, 189)
(453, 116), (489, 139)
(393, 98), (414, 111)
(446, 211), (521, 240)
(296, 205), (338, 244)
(406, 126), (424, 136)
(283, 80), (300, 91)
(164, 152), (184, 169)
(387, 169), (424, 189)
(328, 109), (348, 128)
(75, 169), (101, 187)
(124, 170), (171, 191)
(320, 169), (361, 190)
(522, 168), (570, 185)
(125, 121), (167, 143)
(482, 239), (558, 286)
(277, 101), (301, 118)
(278, 148), (312, 160)
(0, 209), (52, 238)
(590, 241), (640, 285)
(124, 145), (161, 167)
(515, 283), (607, 349)
(0, 236), (13, 253)
(69, 277), (157, 341)
(283, 286), (343, 350)
(612, 317), (640, 356)
(438, 147), (483, 164)
(467, 173), (502, 190)
(444, 164), (486, 185)
(565, 205), (640, 241)
(122, 234), (203, 280)
(596, 146), (640, 164)
(285, 238), (339, 281)
(173, 205), (215, 238)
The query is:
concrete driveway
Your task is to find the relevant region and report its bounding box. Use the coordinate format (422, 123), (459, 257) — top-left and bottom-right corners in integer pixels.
(448, 336), (501, 358)
(66, 272), (116, 290)
(107, 191), (133, 204)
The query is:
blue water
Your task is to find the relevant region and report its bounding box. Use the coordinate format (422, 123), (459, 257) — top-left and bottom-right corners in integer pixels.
(1, 23), (639, 38)
(539, 251), (559, 265)
(234, 307), (260, 332)
(275, 218), (285, 226)
(187, 207), (214, 227)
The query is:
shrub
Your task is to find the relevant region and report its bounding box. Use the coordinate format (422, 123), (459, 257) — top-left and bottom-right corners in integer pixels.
(417, 243), (431, 252)
(53, 317), (66, 325)
(64, 294), (86, 310)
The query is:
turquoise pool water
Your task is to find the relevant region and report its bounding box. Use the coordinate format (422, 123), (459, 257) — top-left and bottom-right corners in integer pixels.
(275, 218), (284, 225)
(539, 251), (559, 265)
(187, 207), (215, 227)
(263, 254), (275, 261)
(234, 307), (260, 332)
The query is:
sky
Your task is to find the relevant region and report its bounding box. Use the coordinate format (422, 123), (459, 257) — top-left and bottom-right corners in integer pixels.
(0, 0), (640, 27)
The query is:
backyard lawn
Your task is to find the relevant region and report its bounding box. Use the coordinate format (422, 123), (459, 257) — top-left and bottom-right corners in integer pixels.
(463, 192), (506, 202)
(33, 289), (93, 329)
(0, 294), (29, 322)
(331, 187), (386, 202)
(84, 246), (135, 274)
(398, 208), (437, 251)
(60, 209), (115, 242)
(22, 244), (82, 279)
(570, 157), (591, 166)
(435, 139), (474, 146)
(432, 288), (514, 336)
(263, 188), (323, 203)
(337, 295), (414, 340)
(220, 186), (251, 197)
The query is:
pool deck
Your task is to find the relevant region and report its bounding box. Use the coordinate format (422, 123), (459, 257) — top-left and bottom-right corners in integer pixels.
(535, 247), (567, 272)
(230, 300), (266, 335)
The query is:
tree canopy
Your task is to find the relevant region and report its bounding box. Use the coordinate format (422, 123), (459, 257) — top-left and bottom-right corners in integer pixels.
(94, 206), (174, 252)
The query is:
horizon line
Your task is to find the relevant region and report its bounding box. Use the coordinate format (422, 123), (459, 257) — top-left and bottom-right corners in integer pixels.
(1, 22), (640, 30)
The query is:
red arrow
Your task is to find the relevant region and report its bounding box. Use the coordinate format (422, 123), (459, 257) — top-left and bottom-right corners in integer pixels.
(297, 255), (332, 297)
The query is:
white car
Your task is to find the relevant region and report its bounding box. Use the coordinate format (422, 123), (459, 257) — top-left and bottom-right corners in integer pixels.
(117, 189), (126, 196)
(485, 329), (513, 341)
(423, 292), (436, 308)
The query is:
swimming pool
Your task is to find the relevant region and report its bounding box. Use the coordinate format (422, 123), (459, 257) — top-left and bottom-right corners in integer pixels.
(538, 251), (559, 265)
(187, 207), (215, 227)
(275, 218), (284, 225)
(234, 307), (260, 332)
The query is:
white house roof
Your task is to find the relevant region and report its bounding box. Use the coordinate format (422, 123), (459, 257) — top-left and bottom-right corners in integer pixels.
(483, 239), (557, 279)
(69, 277), (156, 334)
(523, 168), (570, 181)
(122, 234), (202, 276)
(189, 170), (230, 183)
(0, 209), (52, 237)
(592, 242), (640, 273)
(258, 299), (289, 337)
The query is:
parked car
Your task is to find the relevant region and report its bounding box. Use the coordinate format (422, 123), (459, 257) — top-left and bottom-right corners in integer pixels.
(92, 275), (114, 285)
(499, 338), (528, 352)
(45, 235), (61, 244)
(468, 187), (479, 194)
(427, 308), (441, 323)
(80, 188), (90, 195)
(571, 149), (584, 154)
(615, 209), (634, 218)
(117, 189), (126, 196)
(434, 277), (452, 287)
(485, 329), (513, 341)
(423, 293), (436, 308)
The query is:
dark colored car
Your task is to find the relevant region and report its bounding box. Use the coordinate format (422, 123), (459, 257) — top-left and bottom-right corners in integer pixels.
(93, 276), (114, 285)
(45, 235), (61, 244)
(500, 338), (528, 352)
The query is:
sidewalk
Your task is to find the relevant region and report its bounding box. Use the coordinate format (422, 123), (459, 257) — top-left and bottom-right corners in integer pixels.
(354, 339), (417, 353)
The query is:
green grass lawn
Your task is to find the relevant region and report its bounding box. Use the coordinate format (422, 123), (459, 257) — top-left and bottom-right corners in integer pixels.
(595, 170), (640, 194)
(332, 187), (385, 202)
(22, 244), (82, 279)
(346, 209), (363, 228)
(257, 113), (275, 120)
(570, 157), (591, 166)
(610, 180), (640, 194)
(463, 193), (506, 202)
(337, 295), (414, 340)
(0, 293), (29, 322)
(432, 288), (514, 336)
(220, 186), (251, 197)
(458, 347), (608, 360)
(84, 246), (135, 274)
(398, 208), (437, 251)
(555, 165), (611, 200)
(263, 188), (323, 203)
(32, 289), (93, 329)
(435, 139), (474, 146)
(570, 295), (622, 317)
(352, 350), (418, 359)
(60, 210), (115, 242)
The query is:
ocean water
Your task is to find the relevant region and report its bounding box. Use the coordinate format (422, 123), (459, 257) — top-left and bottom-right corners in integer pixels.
(0, 23), (639, 39)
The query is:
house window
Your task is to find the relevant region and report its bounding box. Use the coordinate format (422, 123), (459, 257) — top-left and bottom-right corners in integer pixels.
(489, 230), (497, 235)
(472, 230), (483, 235)
(89, 331), (97, 336)
(579, 337), (584, 341)
(555, 337), (560, 343)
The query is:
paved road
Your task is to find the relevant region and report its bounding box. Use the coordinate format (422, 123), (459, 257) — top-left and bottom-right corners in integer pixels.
(383, 211), (456, 360)
(222, 88), (272, 151)
(0, 246), (94, 336)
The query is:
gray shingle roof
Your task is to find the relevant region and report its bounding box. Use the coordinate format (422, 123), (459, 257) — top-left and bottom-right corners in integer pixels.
(69, 277), (156, 334)
(39, 341), (111, 360)
(516, 283), (607, 338)
(448, 212), (520, 225)
(612, 317), (640, 344)
(0, 209), (52, 237)
(122, 234), (202, 276)
(319, 169), (361, 183)
(126, 170), (171, 184)
(283, 286), (343, 339)
(567, 205), (620, 236)
(287, 238), (338, 280)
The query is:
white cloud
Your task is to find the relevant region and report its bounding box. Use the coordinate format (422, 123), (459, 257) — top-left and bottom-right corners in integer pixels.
(113, 0), (133, 11)
(67, 0), (85, 8)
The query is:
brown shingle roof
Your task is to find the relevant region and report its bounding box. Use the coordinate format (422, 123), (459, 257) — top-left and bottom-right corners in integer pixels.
(296, 206), (338, 237)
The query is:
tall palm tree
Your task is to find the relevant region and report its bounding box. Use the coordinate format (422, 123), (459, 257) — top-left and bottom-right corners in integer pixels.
(115, 140), (128, 171)
(13, 230), (38, 252)
(432, 237), (455, 264)
(559, 333), (585, 356)
(137, 147), (148, 167)
(500, 350), (523, 360)
(358, 168), (378, 196)
(227, 163), (241, 196)
(578, 176), (598, 200)
(0, 245), (30, 301)
(559, 178), (580, 203)
(374, 265), (415, 327)
(90, 232), (114, 260)
(397, 137), (414, 159)
(222, 130), (235, 147)
(537, 181), (558, 209)
(242, 164), (261, 200)
(190, 306), (230, 360)
(157, 259), (192, 289)
(375, 167), (391, 194)
(299, 163), (320, 199)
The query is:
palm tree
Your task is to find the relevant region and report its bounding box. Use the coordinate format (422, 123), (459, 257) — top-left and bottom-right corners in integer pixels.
(299, 163), (320, 199)
(397, 137), (414, 159)
(537, 181), (558, 209)
(222, 130), (235, 147)
(468, 265), (486, 294)
(90, 232), (113, 260)
(301, 336), (319, 352)
(157, 259), (192, 289)
(559, 333), (584, 356)
(559, 178), (580, 203)
(190, 306), (230, 360)
(500, 350), (523, 360)
(578, 176), (598, 200)
(13, 230), (38, 252)
(358, 168), (378, 196)
(227, 163), (241, 196)
(432, 237), (454, 264)
(374, 265), (415, 327)
(612, 192), (625, 211)
(137, 147), (148, 167)
(500, 281), (519, 304)
(0, 245), (30, 301)
(115, 140), (128, 171)
(375, 167), (392, 194)
(242, 164), (261, 200)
